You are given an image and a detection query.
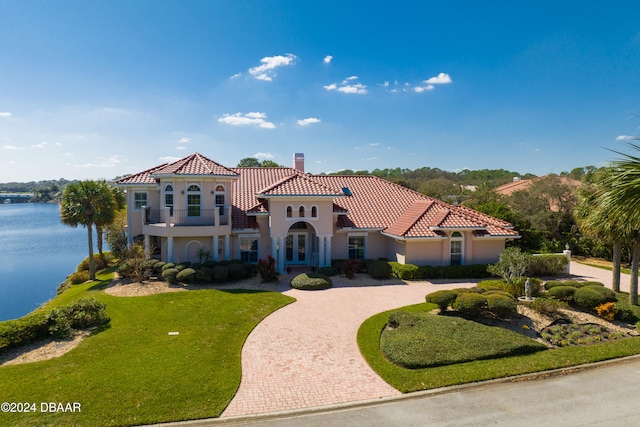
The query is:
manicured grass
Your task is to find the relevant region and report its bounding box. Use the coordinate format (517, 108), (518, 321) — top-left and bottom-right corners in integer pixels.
(381, 311), (545, 368)
(358, 302), (640, 393)
(0, 274), (294, 426)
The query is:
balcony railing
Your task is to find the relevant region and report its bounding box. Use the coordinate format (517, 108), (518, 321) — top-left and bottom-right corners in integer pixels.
(145, 208), (229, 226)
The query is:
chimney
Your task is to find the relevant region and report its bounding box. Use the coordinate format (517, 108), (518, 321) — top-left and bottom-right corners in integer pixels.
(293, 153), (304, 172)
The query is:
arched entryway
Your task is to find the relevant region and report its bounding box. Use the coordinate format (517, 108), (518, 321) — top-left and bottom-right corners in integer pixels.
(286, 221), (315, 266)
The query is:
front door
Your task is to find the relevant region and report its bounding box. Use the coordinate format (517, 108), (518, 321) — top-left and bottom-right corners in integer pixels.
(286, 232), (307, 265)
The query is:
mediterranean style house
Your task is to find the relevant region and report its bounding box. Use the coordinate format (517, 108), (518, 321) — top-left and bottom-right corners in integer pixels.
(115, 153), (519, 273)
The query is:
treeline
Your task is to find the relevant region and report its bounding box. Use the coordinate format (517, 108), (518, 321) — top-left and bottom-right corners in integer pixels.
(0, 179), (73, 203)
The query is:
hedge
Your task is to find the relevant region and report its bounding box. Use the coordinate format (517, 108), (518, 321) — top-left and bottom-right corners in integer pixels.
(528, 254), (568, 276)
(389, 262), (490, 280)
(290, 273), (332, 290)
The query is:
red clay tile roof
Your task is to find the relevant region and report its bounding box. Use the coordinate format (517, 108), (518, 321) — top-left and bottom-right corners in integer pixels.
(116, 153), (518, 237)
(152, 153), (240, 177)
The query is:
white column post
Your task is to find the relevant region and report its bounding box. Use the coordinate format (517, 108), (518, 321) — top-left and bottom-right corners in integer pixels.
(164, 206), (171, 227)
(227, 206), (232, 227)
(224, 235), (230, 260)
(212, 236), (219, 261)
(563, 247), (572, 274)
(167, 236), (174, 263)
(277, 237), (286, 274)
(271, 237), (278, 260)
(325, 236), (332, 266)
(318, 236), (326, 266)
(214, 207), (219, 227)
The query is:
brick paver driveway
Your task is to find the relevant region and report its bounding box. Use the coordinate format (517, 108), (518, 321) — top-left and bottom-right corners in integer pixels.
(221, 277), (473, 417)
(222, 261), (627, 418)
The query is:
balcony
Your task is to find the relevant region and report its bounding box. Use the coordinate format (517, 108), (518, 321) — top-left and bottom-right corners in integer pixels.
(143, 207), (231, 238)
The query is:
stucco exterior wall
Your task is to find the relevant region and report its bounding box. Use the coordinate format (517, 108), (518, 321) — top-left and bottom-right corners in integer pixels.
(468, 239), (506, 264)
(404, 239), (448, 265)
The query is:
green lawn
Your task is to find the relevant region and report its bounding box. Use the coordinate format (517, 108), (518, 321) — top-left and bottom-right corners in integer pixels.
(0, 273), (294, 426)
(358, 302), (640, 393)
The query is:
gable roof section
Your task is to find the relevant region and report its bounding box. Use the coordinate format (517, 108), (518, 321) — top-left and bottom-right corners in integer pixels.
(115, 163), (169, 185)
(257, 171), (344, 197)
(384, 200), (436, 237)
(151, 153), (239, 178)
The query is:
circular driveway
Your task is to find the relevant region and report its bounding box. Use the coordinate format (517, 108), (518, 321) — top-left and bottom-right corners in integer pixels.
(221, 262), (629, 418)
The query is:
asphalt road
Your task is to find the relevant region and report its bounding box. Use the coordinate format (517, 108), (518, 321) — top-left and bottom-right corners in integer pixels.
(192, 356), (640, 427)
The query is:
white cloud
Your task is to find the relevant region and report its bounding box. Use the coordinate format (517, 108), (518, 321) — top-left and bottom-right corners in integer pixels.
(248, 54), (296, 81)
(230, 72), (242, 79)
(70, 155), (122, 168)
(254, 152), (274, 159)
(325, 76), (368, 94)
(178, 137), (191, 143)
(324, 55), (333, 64)
(425, 72), (452, 84)
(616, 135), (636, 141)
(218, 112), (276, 129)
(2, 145), (22, 150)
(370, 142), (380, 146)
(31, 141), (49, 148)
(414, 85), (434, 93)
(176, 146), (187, 150)
(0, 112), (12, 117)
(297, 117), (321, 126)
(338, 83), (367, 94)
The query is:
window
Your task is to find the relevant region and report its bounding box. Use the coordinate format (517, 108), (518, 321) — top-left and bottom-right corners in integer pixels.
(240, 238), (259, 263)
(286, 206), (293, 218)
(215, 184), (225, 216)
(299, 206), (305, 217)
(187, 184), (201, 217)
(348, 235), (366, 260)
(165, 184), (174, 214)
(311, 206), (318, 217)
(450, 231), (463, 266)
(134, 192), (147, 210)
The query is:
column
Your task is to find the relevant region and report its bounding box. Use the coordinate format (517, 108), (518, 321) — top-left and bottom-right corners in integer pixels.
(271, 237), (278, 261)
(277, 237), (286, 274)
(212, 236), (219, 261)
(167, 236), (174, 263)
(144, 235), (151, 259)
(224, 235), (230, 261)
(318, 236), (326, 266)
(325, 236), (332, 266)
(164, 206), (171, 227)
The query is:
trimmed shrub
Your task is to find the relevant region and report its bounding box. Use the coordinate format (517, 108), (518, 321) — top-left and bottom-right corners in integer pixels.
(290, 273), (332, 290)
(477, 280), (506, 292)
(584, 285), (616, 302)
(76, 254), (111, 272)
(548, 285), (576, 301)
(368, 261), (392, 279)
(544, 280), (566, 290)
(203, 260), (218, 268)
(162, 268), (179, 284)
(574, 287), (608, 310)
(530, 297), (568, 317)
(317, 266), (338, 276)
(176, 268), (197, 284)
(68, 270), (90, 285)
(227, 263), (245, 281)
(389, 262), (422, 280)
(177, 261), (192, 269)
(425, 290), (459, 313)
(191, 263), (203, 271)
(453, 293), (487, 317)
(528, 254), (568, 276)
(480, 278), (541, 298)
(576, 281), (605, 288)
(162, 262), (176, 271)
(486, 293), (517, 319)
(66, 298), (109, 329)
(483, 290), (516, 300)
(153, 261), (166, 274)
(196, 267), (213, 283)
(212, 266), (229, 283)
(615, 304), (637, 322)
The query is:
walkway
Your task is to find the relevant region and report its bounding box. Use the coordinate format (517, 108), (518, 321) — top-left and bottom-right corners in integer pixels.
(221, 261), (629, 418)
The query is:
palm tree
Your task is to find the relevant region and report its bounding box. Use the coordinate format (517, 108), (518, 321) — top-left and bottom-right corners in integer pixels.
(95, 183), (126, 257)
(601, 142), (640, 304)
(574, 168), (626, 292)
(60, 180), (116, 280)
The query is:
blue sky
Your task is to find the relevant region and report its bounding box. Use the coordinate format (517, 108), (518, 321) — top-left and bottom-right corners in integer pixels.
(1, 1), (640, 182)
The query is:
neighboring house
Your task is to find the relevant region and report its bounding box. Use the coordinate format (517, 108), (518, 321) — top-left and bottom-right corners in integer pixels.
(496, 175), (581, 212)
(116, 153), (519, 273)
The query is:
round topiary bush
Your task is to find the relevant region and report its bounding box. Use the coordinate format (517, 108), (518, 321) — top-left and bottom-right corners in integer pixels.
(153, 261), (166, 274)
(118, 261), (134, 278)
(425, 289), (458, 313)
(368, 261), (392, 279)
(317, 266), (338, 276)
(176, 268), (196, 284)
(584, 284), (616, 302)
(548, 285), (576, 302)
(453, 293), (487, 317)
(486, 293), (517, 319)
(544, 280), (565, 290)
(68, 270), (90, 285)
(290, 273), (332, 290)
(203, 260), (218, 268)
(574, 287), (608, 310)
(530, 296), (568, 317)
(162, 268), (179, 284)
(212, 266), (229, 283)
(162, 262), (176, 271)
(227, 263), (246, 281)
(196, 267), (213, 283)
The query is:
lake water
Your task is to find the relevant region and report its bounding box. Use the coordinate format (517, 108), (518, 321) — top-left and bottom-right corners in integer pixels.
(0, 204), (95, 322)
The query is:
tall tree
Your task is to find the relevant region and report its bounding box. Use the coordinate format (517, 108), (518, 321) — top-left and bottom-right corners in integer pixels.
(60, 180), (116, 280)
(95, 183), (126, 257)
(600, 143), (640, 304)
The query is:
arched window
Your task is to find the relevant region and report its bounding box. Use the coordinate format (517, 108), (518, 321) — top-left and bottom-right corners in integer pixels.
(165, 184), (174, 215)
(311, 206), (318, 218)
(450, 231), (463, 266)
(187, 184), (201, 217)
(286, 206), (293, 218)
(299, 206), (305, 218)
(215, 184), (226, 216)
